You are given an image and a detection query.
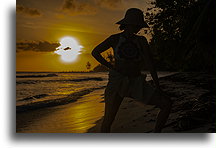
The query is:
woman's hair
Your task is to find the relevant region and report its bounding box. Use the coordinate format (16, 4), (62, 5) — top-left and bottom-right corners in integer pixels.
(119, 24), (143, 31)
(119, 24), (127, 31)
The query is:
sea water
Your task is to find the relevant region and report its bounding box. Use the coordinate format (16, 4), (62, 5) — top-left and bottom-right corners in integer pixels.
(16, 72), (173, 112)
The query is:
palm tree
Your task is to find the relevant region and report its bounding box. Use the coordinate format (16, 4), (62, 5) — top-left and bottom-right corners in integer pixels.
(86, 61), (91, 70)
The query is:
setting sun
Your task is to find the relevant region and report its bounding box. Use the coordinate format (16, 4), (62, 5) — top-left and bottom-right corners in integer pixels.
(54, 36), (83, 63)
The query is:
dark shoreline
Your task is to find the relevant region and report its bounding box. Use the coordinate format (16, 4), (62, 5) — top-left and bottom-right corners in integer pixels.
(88, 72), (216, 133)
(161, 72), (215, 132)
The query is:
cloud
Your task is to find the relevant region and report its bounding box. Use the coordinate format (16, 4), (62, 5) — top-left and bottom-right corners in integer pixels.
(59, 0), (145, 16)
(61, 0), (97, 16)
(16, 5), (42, 17)
(17, 41), (60, 52)
(94, 0), (123, 10)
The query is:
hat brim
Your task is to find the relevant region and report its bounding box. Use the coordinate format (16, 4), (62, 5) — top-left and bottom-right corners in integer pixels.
(116, 19), (149, 28)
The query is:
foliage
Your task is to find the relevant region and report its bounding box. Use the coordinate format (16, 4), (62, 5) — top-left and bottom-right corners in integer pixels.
(86, 61), (91, 70)
(145, 0), (215, 72)
(92, 52), (113, 72)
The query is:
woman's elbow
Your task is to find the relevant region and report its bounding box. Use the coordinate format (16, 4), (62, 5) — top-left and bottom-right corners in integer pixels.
(91, 50), (96, 56)
(91, 49), (99, 58)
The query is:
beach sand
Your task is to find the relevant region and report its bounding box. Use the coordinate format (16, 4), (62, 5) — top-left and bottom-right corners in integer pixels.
(16, 89), (105, 133)
(88, 72), (215, 133)
(16, 72), (215, 133)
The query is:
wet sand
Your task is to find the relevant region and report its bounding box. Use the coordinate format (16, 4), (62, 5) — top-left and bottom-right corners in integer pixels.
(16, 89), (158, 133)
(16, 89), (105, 133)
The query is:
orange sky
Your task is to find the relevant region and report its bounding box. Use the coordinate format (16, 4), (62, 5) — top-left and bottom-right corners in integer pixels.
(16, 0), (152, 72)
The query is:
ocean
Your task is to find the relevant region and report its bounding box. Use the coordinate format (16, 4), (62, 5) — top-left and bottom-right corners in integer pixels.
(16, 71), (175, 132)
(16, 72), (109, 112)
(16, 71), (174, 113)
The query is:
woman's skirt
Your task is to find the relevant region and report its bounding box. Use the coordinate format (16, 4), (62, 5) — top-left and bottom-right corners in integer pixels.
(104, 69), (157, 104)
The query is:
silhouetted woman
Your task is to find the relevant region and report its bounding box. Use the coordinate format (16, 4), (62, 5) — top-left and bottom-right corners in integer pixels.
(91, 8), (172, 133)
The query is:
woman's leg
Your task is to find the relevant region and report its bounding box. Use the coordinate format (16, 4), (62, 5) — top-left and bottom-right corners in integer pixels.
(101, 93), (124, 133)
(147, 90), (172, 133)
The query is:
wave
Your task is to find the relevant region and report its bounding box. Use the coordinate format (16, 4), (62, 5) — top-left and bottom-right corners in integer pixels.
(16, 73), (58, 78)
(67, 77), (103, 82)
(16, 80), (38, 85)
(16, 86), (106, 113)
(18, 94), (49, 102)
(16, 77), (103, 85)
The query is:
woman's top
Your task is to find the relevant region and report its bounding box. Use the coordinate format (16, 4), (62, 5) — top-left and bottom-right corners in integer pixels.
(104, 33), (156, 103)
(113, 34), (144, 77)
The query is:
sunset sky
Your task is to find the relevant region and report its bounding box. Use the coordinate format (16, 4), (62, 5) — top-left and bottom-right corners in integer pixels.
(16, 0), (152, 72)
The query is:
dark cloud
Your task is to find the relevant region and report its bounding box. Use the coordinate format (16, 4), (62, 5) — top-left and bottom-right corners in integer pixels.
(16, 5), (42, 17)
(16, 41), (60, 52)
(61, 0), (97, 15)
(94, 0), (123, 10)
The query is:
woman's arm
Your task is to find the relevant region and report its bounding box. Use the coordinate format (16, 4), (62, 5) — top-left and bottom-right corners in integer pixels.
(91, 36), (114, 70)
(137, 37), (160, 88)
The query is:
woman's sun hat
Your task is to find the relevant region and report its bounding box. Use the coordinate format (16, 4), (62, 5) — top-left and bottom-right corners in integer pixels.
(116, 8), (149, 28)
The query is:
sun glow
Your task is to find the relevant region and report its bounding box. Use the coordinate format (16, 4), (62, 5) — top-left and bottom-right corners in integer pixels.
(54, 36), (83, 63)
